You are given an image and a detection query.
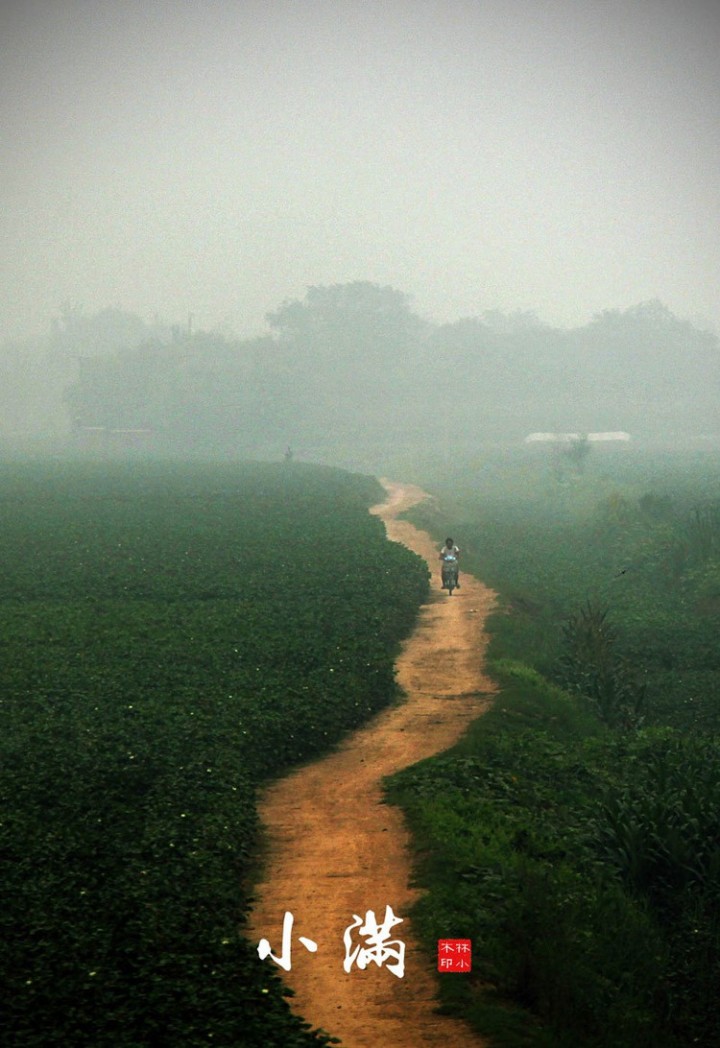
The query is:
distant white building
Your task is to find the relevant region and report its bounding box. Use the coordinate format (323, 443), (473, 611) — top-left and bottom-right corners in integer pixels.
(73, 425), (154, 452)
(524, 431), (631, 443)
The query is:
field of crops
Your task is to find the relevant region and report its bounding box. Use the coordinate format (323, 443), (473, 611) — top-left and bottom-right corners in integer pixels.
(0, 460), (429, 1046)
(392, 448), (720, 1048)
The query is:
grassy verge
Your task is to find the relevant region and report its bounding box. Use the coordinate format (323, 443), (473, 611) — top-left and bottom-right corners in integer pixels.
(387, 666), (680, 1048)
(385, 451), (720, 1047)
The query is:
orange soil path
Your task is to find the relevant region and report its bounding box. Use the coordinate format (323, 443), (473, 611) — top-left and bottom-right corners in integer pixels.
(246, 479), (496, 1046)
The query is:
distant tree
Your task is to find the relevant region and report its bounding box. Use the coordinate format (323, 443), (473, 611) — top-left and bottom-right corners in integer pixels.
(480, 308), (544, 333)
(64, 346), (170, 429)
(262, 282), (432, 441)
(589, 299), (687, 332)
(63, 327), (295, 452)
(549, 435), (592, 481)
(584, 300), (719, 357)
(565, 434), (592, 473)
(50, 304), (160, 358)
(575, 301), (720, 438)
(266, 281), (428, 370)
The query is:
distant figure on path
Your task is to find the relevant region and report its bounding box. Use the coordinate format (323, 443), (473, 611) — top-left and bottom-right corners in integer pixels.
(439, 537), (460, 590)
(284, 446), (293, 462)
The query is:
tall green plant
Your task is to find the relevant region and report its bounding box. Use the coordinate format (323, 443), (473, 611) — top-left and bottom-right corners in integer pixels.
(558, 601), (646, 728)
(595, 735), (720, 904)
(684, 502), (720, 564)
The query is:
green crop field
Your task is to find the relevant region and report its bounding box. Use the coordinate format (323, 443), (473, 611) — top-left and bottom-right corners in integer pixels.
(0, 460), (429, 1047)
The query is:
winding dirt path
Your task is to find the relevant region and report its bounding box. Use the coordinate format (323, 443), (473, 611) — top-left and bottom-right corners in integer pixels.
(247, 480), (497, 1046)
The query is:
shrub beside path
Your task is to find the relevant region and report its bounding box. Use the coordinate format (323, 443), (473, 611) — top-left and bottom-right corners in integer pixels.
(247, 480), (496, 1046)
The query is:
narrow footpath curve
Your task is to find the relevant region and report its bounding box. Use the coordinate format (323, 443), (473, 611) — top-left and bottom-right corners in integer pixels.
(247, 480), (497, 1047)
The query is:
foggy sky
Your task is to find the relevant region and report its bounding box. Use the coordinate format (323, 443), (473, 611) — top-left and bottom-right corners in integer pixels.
(2, 0), (718, 342)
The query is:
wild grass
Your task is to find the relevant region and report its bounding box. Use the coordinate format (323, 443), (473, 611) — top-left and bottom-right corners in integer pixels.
(388, 448), (720, 1047)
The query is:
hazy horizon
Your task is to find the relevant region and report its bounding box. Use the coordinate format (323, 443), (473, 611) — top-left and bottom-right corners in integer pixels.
(2, 0), (718, 343)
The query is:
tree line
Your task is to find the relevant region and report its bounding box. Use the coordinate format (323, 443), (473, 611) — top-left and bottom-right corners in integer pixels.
(2, 285), (718, 452)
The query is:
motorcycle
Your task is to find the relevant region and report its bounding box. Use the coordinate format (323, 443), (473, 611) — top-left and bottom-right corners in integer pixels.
(441, 554), (459, 595)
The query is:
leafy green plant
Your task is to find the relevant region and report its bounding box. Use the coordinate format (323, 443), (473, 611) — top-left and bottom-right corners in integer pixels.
(684, 501), (720, 564)
(557, 601), (646, 728)
(594, 734), (720, 904)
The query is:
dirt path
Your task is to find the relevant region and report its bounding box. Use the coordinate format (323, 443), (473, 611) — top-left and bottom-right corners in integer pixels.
(247, 480), (496, 1046)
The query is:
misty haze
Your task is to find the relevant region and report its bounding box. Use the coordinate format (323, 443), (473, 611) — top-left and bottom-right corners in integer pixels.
(2, 0), (718, 462)
(2, 287), (718, 464)
(3, 3), (720, 1047)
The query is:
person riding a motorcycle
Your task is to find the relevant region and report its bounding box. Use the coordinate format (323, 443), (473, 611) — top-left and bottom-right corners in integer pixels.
(439, 537), (460, 590)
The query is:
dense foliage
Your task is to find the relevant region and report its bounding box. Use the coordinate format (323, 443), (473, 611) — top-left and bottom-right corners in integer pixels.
(0, 460), (429, 1046)
(33, 288), (719, 456)
(389, 448), (720, 1047)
